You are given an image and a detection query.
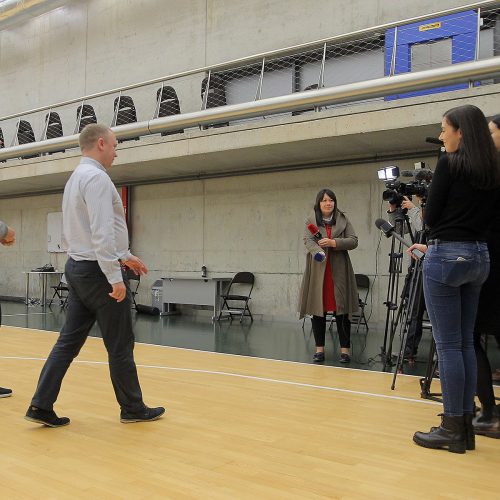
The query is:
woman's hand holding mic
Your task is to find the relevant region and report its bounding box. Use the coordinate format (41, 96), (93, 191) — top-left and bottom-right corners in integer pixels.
(318, 238), (336, 248)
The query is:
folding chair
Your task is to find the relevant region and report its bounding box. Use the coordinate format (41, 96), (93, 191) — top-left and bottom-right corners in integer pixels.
(352, 273), (370, 333)
(48, 275), (69, 308)
(125, 268), (140, 309)
(217, 272), (254, 323)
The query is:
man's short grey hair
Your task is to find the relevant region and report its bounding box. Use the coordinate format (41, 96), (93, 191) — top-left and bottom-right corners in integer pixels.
(79, 124), (113, 151)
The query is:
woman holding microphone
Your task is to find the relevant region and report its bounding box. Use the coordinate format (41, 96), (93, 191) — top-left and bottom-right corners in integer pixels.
(409, 105), (499, 453)
(298, 188), (358, 364)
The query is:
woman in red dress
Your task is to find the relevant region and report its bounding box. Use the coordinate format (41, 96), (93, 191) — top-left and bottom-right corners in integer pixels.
(298, 189), (359, 363)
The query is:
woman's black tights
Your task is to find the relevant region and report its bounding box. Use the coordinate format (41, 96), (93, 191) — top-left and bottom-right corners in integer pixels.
(473, 329), (496, 415)
(312, 313), (351, 348)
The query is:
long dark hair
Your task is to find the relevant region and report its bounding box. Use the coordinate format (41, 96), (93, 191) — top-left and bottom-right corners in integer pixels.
(314, 188), (338, 227)
(443, 105), (499, 189)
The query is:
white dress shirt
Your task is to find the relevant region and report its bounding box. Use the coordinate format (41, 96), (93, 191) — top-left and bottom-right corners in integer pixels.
(62, 157), (132, 284)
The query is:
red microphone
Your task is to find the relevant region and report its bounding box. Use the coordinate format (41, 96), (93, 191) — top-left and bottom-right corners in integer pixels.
(307, 223), (322, 240)
(307, 223), (325, 262)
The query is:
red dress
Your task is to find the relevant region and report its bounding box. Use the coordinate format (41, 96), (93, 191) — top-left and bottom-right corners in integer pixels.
(322, 225), (337, 313)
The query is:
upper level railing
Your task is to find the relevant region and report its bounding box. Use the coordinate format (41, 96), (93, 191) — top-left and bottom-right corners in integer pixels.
(0, 0), (499, 161)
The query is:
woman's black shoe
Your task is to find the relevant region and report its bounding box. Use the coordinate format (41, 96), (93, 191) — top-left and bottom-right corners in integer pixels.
(472, 410), (500, 439)
(464, 414), (475, 450)
(413, 414), (466, 453)
(339, 353), (351, 363)
(313, 352), (325, 363)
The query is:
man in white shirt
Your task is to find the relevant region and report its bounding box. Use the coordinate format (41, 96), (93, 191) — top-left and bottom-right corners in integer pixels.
(0, 219), (15, 398)
(25, 124), (165, 427)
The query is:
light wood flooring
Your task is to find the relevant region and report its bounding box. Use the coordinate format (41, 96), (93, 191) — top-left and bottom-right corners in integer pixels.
(0, 326), (499, 499)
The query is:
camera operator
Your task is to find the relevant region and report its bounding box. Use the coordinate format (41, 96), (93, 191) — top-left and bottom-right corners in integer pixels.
(408, 105), (499, 454)
(387, 196), (423, 232)
(387, 195), (425, 360)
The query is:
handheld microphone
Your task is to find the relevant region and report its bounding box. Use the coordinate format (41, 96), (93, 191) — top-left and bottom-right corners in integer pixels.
(374, 218), (425, 259)
(425, 137), (444, 146)
(307, 223), (326, 262)
(307, 223), (322, 240)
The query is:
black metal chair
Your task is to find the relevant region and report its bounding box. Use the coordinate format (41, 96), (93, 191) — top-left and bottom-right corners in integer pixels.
(352, 273), (370, 333)
(125, 268), (140, 309)
(76, 104), (97, 132)
(48, 275), (69, 308)
(217, 272), (255, 323)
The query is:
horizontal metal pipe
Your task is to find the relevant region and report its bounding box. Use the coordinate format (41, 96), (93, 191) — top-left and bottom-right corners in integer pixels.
(1, 57), (500, 161)
(0, 0), (497, 122)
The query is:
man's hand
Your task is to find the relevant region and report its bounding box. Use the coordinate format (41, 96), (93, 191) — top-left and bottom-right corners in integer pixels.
(109, 281), (126, 302)
(122, 255), (148, 276)
(401, 196), (416, 211)
(0, 226), (15, 246)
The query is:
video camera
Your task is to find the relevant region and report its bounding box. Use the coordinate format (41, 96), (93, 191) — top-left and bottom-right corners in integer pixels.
(378, 164), (433, 207)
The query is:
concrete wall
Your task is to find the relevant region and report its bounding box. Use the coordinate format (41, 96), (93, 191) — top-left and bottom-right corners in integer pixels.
(0, 0), (475, 116)
(0, 153), (435, 323)
(0, 0), (490, 324)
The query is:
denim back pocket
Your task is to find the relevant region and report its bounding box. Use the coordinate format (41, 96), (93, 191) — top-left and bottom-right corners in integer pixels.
(440, 256), (476, 287)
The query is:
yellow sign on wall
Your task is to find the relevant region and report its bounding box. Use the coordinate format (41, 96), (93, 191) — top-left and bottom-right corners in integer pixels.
(419, 22), (442, 32)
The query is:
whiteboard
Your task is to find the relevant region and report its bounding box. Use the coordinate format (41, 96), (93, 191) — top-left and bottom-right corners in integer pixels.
(47, 212), (64, 253)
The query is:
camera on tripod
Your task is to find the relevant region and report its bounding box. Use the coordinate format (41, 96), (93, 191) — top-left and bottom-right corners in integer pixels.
(378, 164), (433, 207)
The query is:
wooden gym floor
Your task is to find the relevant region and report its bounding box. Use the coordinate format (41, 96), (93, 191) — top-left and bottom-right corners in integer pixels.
(0, 326), (499, 499)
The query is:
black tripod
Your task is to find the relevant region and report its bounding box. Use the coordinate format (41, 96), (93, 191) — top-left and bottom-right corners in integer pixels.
(419, 338), (442, 402)
(381, 208), (414, 369)
(390, 228), (427, 389)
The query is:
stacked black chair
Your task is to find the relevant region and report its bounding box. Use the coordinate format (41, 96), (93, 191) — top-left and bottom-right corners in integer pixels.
(292, 84), (319, 116)
(113, 95), (139, 141)
(17, 120), (38, 159)
(43, 112), (65, 153)
(0, 127), (4, 162)
(76, 104), (97, 132)
(156, 86), (183, 135)
(201, 74), (228, 127)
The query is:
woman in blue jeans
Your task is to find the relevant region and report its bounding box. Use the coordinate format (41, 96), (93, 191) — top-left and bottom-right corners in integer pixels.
(409, 105), (499, 453)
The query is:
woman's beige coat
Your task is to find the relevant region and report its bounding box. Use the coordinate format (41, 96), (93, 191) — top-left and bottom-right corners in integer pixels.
(298, 210), (359, 318)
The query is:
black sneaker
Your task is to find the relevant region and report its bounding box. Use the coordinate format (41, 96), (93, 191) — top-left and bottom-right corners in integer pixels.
(313, 352), (325, 363)
(339, 353), (351, 363)
(25, 406), (70, 427)
(120, 406), (165, 423)
(0, 387), (12, 398)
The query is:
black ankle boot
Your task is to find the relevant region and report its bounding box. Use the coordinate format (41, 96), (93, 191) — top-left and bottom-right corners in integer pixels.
(472, 408), (500, 439)
(464, 414), (475, 450)
(413, 414), (466, 454)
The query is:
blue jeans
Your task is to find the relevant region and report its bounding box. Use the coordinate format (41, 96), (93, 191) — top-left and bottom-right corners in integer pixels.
(423, 241), (490, 416)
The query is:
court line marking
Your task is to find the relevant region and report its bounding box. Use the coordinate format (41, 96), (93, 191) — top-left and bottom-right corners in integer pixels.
(0, 324), (424, 379)
(2, 312), (54, 317)
(0, 354), (441, 406)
